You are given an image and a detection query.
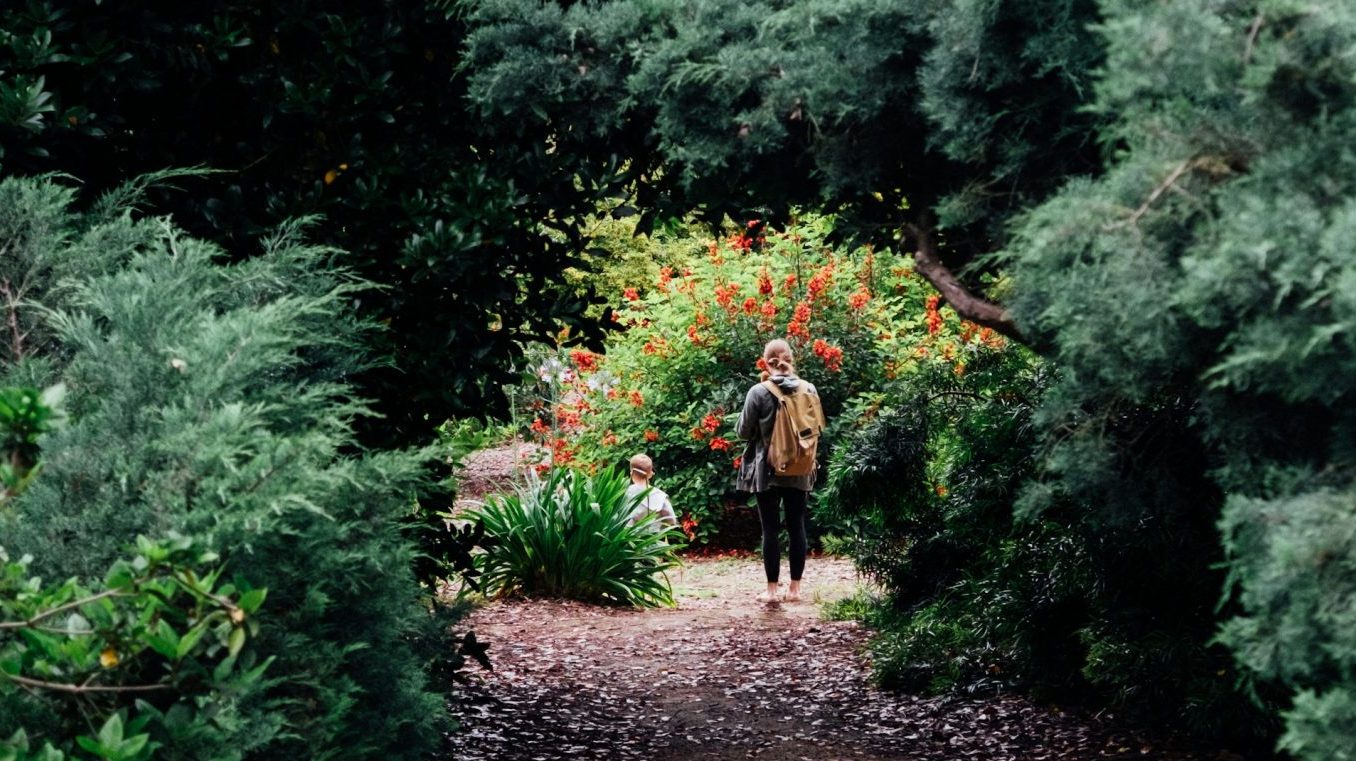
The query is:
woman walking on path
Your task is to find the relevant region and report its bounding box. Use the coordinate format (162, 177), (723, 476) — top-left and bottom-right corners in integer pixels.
(736, 339), (824, 604)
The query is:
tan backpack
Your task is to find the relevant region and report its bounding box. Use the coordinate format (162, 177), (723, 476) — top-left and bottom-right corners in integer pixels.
(761, 380), (827, 477)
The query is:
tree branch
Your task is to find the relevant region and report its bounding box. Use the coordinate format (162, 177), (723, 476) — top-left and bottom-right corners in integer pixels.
(903, 219), (1024, 343)
(0, 589), (131, 631)
(0, 277), (25, 362)
(3, 673), (169, 694)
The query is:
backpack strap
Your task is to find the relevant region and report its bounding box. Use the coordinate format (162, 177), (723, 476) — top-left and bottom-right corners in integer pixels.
(760, 379), (788, 401)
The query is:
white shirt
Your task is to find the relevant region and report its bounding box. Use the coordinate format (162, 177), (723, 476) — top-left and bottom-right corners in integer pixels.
(625, 483), (677, 529)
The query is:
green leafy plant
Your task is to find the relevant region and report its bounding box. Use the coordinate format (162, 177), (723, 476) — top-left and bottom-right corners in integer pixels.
(468, 467), (682, 608)
(0, 385), (63, 505)
(0, 535), (268, 761)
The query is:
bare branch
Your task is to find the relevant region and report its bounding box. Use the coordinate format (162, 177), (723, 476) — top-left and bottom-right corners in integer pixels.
(902, 219), (1024, 343)
(0, 589), (131, 631)
(0, 278), (25, 362)
(3, 673), (169, 694)
(1244, 13), (1265, 64)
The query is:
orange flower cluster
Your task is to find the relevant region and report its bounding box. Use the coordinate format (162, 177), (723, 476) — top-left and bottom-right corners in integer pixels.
(714, 282), (741, 309)
(743, 297), (758, 315)
(807, 262), (835, 301)
(681, 514), (699, 541)
(812, 339), (844, 372)
(758, 269), (774, 295)
(925, 295), (944, 335)
(570, 349), (597, 371)
(848, 287), (871, 310)
(642, 335), (671, 356)
(624, 287), (640, 302)
(788, 299), (813, 340)
(644, 429), (660, 442)
(701, 413), (722, 432)
(709, 437), (732, 451)
(629, 390), (644, 407)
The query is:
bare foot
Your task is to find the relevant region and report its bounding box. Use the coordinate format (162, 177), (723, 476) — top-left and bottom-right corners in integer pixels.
(756, 591), (780, 605)
(783, 591), (801, 603)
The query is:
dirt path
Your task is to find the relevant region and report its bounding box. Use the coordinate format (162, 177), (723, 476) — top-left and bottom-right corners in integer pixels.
(443, 555), (1212, 760)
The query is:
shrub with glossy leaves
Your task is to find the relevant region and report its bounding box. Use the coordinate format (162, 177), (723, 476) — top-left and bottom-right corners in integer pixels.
(0, 536), (267, 761)
(468, 466), (681, 608)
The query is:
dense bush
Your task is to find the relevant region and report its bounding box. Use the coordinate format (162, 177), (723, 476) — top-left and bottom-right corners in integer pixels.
(517, 218), (1008, 543)
(0, 176), (453, 760)
(467, 466), (681, 608)
(1, 536), (268, 761)
(995, 1), (1356, 753)
(0, 1), (630, 446)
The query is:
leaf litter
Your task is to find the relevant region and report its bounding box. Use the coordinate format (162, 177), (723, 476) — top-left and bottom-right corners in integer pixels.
(444, 556), (1235, 761)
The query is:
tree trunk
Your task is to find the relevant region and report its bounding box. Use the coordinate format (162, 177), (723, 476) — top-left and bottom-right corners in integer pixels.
(904, 220), (1024, 343)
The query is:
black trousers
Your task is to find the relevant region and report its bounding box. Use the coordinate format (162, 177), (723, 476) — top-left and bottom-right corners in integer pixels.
(755, 486), (808, 583)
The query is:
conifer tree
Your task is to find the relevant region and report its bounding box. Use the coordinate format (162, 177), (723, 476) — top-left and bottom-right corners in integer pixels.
(0, 176), (449, 759)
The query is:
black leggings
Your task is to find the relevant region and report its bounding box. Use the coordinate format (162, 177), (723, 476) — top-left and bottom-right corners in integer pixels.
(756, 487), (808, 583)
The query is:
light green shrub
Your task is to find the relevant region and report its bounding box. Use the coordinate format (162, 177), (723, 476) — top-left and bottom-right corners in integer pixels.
(468, 466), (681, 607)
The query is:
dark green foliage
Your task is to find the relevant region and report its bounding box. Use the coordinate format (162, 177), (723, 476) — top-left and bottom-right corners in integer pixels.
(999, 1), (1356, 754)
(468, 467), (682, 608)
(0, 176), (450, 760)
(469, 0), (1356, 751)
(463, 0), (1104, 266)
(0, 1), (625, 446)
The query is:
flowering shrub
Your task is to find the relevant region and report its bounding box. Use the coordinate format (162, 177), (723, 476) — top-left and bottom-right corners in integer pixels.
(521, 217), (1008, 543)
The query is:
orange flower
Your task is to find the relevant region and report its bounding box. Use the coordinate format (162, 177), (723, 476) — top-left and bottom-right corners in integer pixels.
(783, 274), (798, 293)
(644, 429), (660, 442)
(629, 390), (644, 407)
(812, 339), (844, 372)
(792, 300), (812, 324)
(760, 300), (777, 318)
(787, 321), (811, 340)
(681, 514), (699, 541)
(935, 484), (948, 497)
(807, 264), (833, 300)
(926, 295), (944, 335)
(709, 437), (732, 451)
(624, 287), (640, 301)
(848, 288), (871, 310)
(569, 349), (597, 371)
(758, 269), (774, 295)
(701, 413), (722, 432)
(743, 297), (758, 315)
(687, 325), (704, 345)
(601, 431), (618, 446)
(691, 427), (707, 441)
(756, 358), (769, 372)
(530, 417), (551, 435)
(732, 455), (743, 470)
